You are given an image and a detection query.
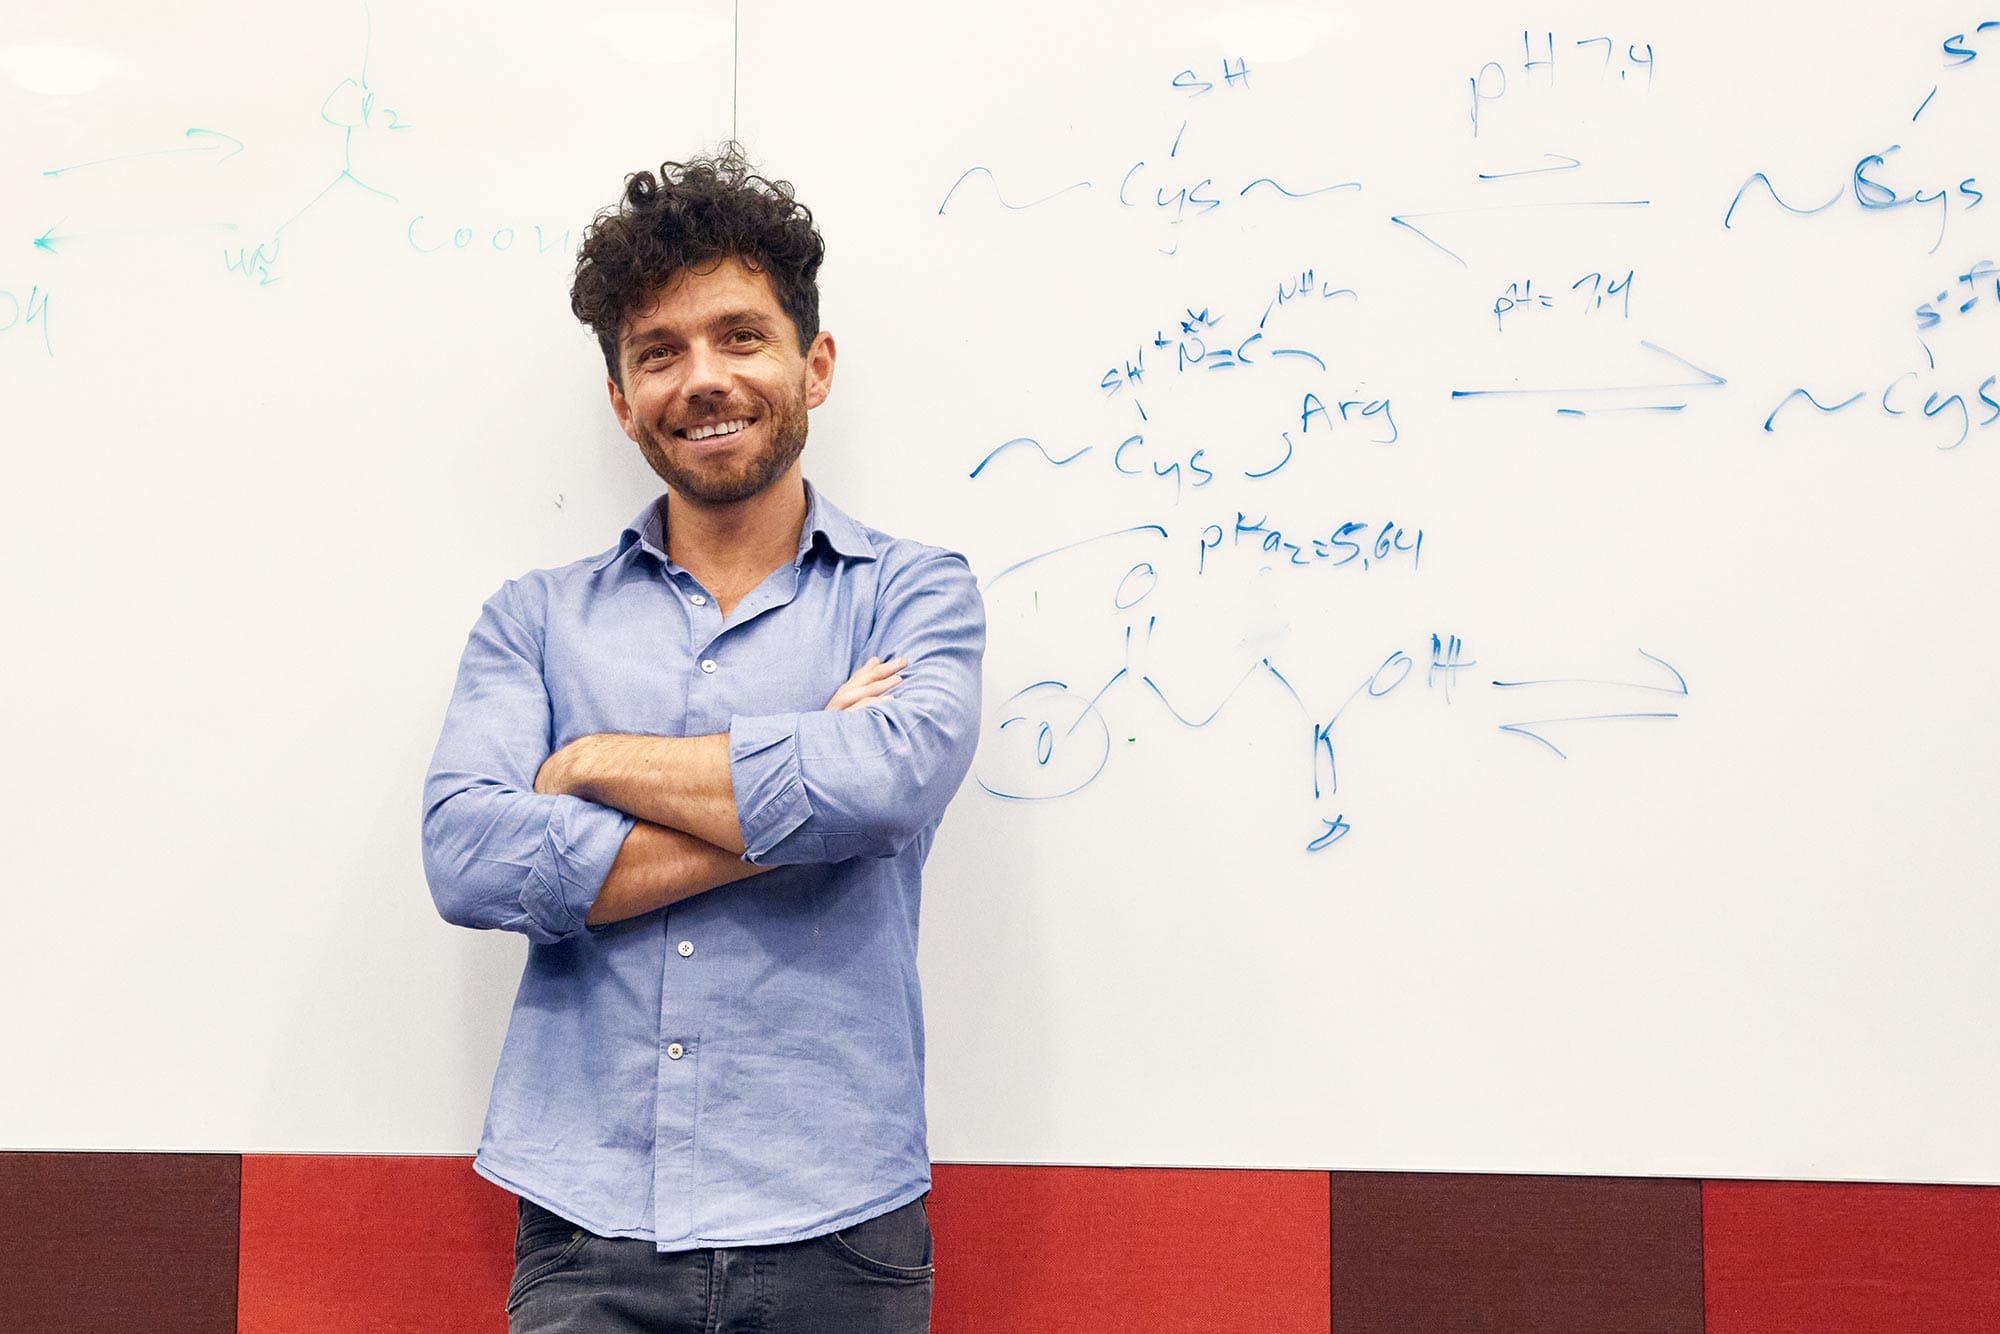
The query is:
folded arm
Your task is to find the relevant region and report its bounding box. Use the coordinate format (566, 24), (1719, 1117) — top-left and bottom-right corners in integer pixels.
(583, 818), (763, 925)
(537, 551), (984, 868)
(534, 656), (906, 854)
(423, 585), (795, 940)
(559, 658), (908, 924)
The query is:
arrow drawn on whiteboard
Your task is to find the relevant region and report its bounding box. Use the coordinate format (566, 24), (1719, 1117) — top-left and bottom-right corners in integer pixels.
(1492, 648), (1688, 695)
(1494, 649), (1687, 758)
(937, 167), (1092, 216)
(1555, 403), (1686, 417)
(1497, 712), (1680, 759)
(1389, 199), (1649, 267)
(1450, 342), (1726, 399)
(1477, 153), (1582, 181)
(42, 128), (246, 177)
(34, 219), (240, 253)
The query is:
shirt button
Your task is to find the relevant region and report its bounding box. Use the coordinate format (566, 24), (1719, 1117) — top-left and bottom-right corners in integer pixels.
(700, 659), (718, 674)
(677, 940), (694, 958)
(667, 1043), (685, 1060)
(690, 594), (708, 606)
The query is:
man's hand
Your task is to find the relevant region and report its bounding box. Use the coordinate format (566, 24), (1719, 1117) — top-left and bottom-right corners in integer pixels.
(533, 734), (600, 798)
(824, 656), (905, 711)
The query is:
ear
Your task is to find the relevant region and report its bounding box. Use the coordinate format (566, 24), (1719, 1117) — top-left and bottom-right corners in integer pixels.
(803, 331), (837, 410)
(607, 375), (639, 443)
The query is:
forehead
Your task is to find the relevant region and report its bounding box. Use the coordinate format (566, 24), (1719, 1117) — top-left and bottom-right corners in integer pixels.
(620, 255), (788, 344)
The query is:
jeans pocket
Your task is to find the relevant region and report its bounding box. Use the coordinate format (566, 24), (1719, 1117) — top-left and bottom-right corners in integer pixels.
(824, 1198), (934, 1281)
(507, 1203), (592, 1311)
(514, 1200), (581, 1257)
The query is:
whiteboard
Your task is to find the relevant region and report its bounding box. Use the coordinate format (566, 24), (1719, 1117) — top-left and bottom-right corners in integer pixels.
(7, 1), (2000, 1184)
(1, 0), (736, 1152)
(740, 1), (2000, 1183)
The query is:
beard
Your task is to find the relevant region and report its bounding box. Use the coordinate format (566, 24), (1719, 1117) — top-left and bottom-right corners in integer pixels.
(632, 382), (810, 507)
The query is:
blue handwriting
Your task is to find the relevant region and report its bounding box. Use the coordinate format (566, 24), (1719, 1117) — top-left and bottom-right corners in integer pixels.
(1451, 340), (1724, 400)
(1916, 259), (1999, 330)
(1941, 22), (2000, 65)
(221, 6), (409, 285)
(1724, 147), (1984, 255)
(1494, 269), (1634, 330)
(1198, 513), (1423, 576)
(1471, 32), (1655, 135)
(1100, 299), (1342, 396)
(406, 217), (573, 257)
(1764, 367), (2000, 450)
(1171, 56), (1252, 96)
(1479, 153), (1583, 181)
(0, 285), (54, 355)
(1428, 634), (1477, 703)
(1493, 648), (1686, 757)
(1259, 267), (1359, 328)
(1393, 200), (1651, 269)
(936, 167), (1093, 216)
(968, 436), (1094, 480)
(1301, 391), (1399, 444)
(1119, 160), (1360, 222)
(42, 128), (245, 178)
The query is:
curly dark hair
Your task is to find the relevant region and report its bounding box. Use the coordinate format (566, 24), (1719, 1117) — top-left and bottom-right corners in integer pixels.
(570, 145), (825, 386)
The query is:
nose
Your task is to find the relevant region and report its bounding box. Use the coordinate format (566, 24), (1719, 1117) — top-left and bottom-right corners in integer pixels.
(681, 339), (731, 403)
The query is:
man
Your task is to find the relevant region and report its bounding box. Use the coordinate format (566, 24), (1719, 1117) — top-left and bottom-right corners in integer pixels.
(421, 148), (984, 1332)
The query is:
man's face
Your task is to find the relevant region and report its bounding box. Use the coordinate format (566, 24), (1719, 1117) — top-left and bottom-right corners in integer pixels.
(608, 256), (835, 508)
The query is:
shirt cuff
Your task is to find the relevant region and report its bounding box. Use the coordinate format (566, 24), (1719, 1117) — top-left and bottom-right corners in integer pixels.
(524, 797), (636, 939)
(729, 712), (816, 862)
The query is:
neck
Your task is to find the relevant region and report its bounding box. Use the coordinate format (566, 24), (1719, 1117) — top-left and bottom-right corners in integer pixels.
(663, 469), (809, 591)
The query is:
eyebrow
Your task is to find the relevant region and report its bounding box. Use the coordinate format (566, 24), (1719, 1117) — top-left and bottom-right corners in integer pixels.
(622, 308), (778, 349)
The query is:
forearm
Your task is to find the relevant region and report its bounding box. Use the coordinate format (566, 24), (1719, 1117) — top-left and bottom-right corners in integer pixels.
(542, 732), (745, 853)
(730, 559), (985, 866)
(422, 782), (636, 943)
(585, 819), (771, 926)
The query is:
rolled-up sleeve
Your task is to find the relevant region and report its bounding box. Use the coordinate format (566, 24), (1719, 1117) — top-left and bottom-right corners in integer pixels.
(731, 550), (985, 865)
(421, 583), (636, 943)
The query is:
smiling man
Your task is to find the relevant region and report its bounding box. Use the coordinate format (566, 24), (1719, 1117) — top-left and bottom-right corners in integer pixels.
(421, 149), (985, 1332)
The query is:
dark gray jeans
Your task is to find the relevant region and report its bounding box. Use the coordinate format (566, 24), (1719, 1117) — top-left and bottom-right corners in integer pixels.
(507, 1196), (933, 1333)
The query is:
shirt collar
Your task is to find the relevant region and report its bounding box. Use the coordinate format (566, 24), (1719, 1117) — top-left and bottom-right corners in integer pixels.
(797, 482), (879, 564)
(590, 480), (878, 574)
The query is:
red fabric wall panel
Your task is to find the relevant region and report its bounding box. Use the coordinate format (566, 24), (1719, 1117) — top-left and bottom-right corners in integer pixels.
(1332, 1172), (1705, 1334)
(0, 1151), (241, 1334)
(926, 1163), (1331, 1334)
(236, 1154), (515, 1333)
(1705, 1180), (2000, 1333)
(12, 1149), (1977, 1331)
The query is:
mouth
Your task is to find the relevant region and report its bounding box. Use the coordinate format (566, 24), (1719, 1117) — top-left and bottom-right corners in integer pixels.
(677, 417), (755, 443)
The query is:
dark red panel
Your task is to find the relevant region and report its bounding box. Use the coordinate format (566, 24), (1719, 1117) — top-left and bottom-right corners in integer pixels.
(237, 1154), (515, 1334)
(1705, 1179), (2000, 1334)
(1332, 1172), (1703, 1334)
(0, 1151), (240, 1334)
(928, 1163), (1330, 1334)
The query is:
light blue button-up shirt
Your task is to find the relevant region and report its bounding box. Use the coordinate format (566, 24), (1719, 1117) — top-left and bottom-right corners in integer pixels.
(420, 485), (984, 1251)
